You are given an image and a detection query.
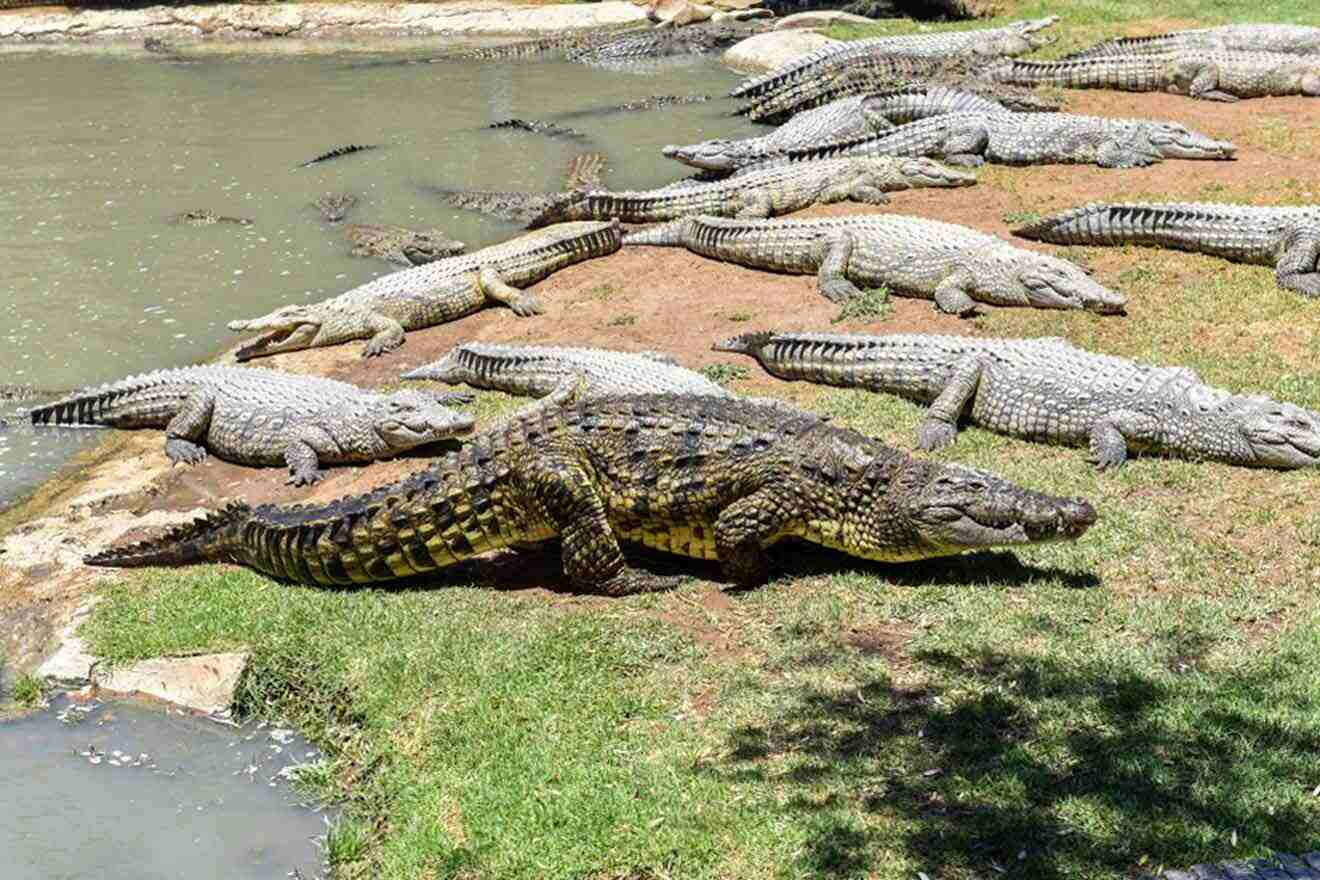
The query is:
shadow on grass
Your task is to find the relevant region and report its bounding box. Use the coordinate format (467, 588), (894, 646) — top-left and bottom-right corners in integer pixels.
(707, 640), (1320, 878)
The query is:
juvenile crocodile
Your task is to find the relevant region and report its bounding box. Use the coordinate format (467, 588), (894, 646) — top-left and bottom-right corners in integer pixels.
(298, 144), (379, 169)
(1015, 202), (1320, 296)
(85, 394), (1098, 594)
(229, 221), (622, 360)
(488, 118), (587, 140)
(716, 330), (1320, 470)
(730, 17), (1059, 99)
(429, 153), (610, 224)
(313, 193), (358, 224)
(166, 209), (253, 227)
(989, 52), (1320, 101)
(403, 343), (729, 398)
(668, 88), (1013, 170)
(625, 215), (1125, 315)
(777, 111), (1236, 169)
(528, 157), (974, 227)
(346, 224), (466, 266)
(1066, 24), (1320, 60)
(30, 366), (476, 485)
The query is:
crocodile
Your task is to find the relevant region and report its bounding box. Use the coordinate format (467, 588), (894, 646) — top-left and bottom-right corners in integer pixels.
(1144, 852), (1320, 879)
(567, 20), (769, 63)
(667, 87), (1014, 171)
(624, 214), (1126, 315)
(488, 118), (587, 141)
(29, 366), (476, 485)
(85, 393), (1098, 594)
(553, 94), (712, 121)
(716, 330), (1320, 470)
(775, 111), (1236, 169)
(229, 221), (622, 361)
(528, 156), (975, 227)
(298, 144), (378, 169)
(989, 52), (1320, 101)
(313, 193), (358, 224)
(730, 17), (1059, 99)
(1015, 202), (1320, 296)
(402, 343), (730, 398)
(0, 383), (68, 402)
(346, 224), (466, 266)
(1066, 24), (1320, 60)
(428, 152), (610, 224)
(166, 209), (253, 227)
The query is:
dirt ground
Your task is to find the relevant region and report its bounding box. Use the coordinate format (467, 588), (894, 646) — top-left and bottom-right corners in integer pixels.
(3, 84), (1317, 673)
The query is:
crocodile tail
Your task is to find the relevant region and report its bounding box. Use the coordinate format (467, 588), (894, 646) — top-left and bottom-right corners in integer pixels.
(84, 502), (251, 569)
(621, 217), (692, 247)
(400, 348), (464, 382)
(1013, 204), (1113, 244)
(29, 382), (145, 427)
(711, 331), (777, 356)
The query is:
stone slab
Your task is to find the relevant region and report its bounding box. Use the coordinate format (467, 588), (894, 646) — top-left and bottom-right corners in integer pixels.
(722, 28), (838, 73)
(93, 651), (250, 718)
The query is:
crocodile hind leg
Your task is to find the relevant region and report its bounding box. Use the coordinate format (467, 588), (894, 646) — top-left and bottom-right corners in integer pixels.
(814, 229), (864, 303)
(1275, 224), (1320, 297)
(163, 390), (215, 465)
(1087, 410), (1163, 470)
(916, 356), (984, 450)
(478, 266), (545, 317)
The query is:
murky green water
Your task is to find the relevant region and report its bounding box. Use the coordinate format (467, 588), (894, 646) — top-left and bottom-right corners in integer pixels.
(0, 695), (326, 879)
(0, 49), (753, 508)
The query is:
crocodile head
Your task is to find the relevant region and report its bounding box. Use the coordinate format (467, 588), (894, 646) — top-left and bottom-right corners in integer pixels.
(661, 140), (747, 171)
(373, 390), (476, 450)
(228, 304), (356, 360)
(1216, 395), (1320, 468)
(1147, 122), (1237, 161)
(1015, 256), (1127, 315)
(892, 158), (978, 189)
(899, 462), (1096, 557)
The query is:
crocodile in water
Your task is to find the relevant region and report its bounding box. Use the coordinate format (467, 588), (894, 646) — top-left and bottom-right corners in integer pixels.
(85, 393), (1098, 594)
(1015, 202), (1320, 296)
(229, 221), (622, 360)
(989, 52), (1320, 101)
(30, 366), (475, 485)
(717, 330), (1320, 470)
(313, 193), (358, 224)
(346, 224), (466, 266)
(775, 111), (1236, 169)
(625, 214), (1126, 315)
(428, 152), (610, 224)
(166, 209), (253, 227)
(529, 156), (975, 227)
(298, 144), (379, 169)
(488, 118), (588, 141)
(1066, 24), (1320, 60)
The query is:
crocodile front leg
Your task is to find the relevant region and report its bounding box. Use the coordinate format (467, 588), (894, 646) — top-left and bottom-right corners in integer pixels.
(283, 428), (331, 486)
(1096, 134), (1159, 169)
(714, 488), (795, 586)
(734, 192), (775, 219)
(939, 121), (990, 167)
(819, 175), (890, 207)
(932, 268), (980, 316)
(1087, 409), (1163, 470)
(163, 390), (215, 465)
(478, 266), (545, 317)
(1275, 223), (1320, 297)
(814, 229), (864, 303)
(916, 355), (984, 450)
(1184, 62), (1238, 102)
(362, 312), (407, 358)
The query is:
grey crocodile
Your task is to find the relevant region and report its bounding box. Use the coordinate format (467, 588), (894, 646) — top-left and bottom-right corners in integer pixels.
(459, 21), (764, 65)
(554, 94), (712, 121)
(297, 144), (379, 169)
(0, 383), (68, 403)
(229, 221), (622, 360)
(776, 111), (1236, 169)
(85, 393), (1097, 595)
(403, 343), (729, 398)
(488, 118), (587, 140)
(29, 366), (475, 485)
(668, 87), (1015, 171)
(346, 224), (467, 266)
(166, 209), (253, 227)
(429, 152), (610, 224)
(313, 193), (358, 224)
(730, 17), (1059, 100)
(1145, 852), (1320, 879)
(1067, 24), (1320, 60)
(1015, 202), (1320, 296)
(528, 156), (974, 227)
(717, 330), (1320, 470)
(990, 52), (1320, 101)
(625, 214), (1125, 315)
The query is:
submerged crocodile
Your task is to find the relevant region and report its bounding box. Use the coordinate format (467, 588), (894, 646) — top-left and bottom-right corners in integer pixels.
(403, 343), (729, 398)
(0, 383), (68, 402)
(346, 224), (466, 266)
(717, 330), (1320, 470)
(298, 144), (379, 169)
(1015, 202), (1320, 296)
(776, 111), (1236, 169)
(428, 152), (610, 224)
(1066, 24), (1320, 60)
(229, 221), (622, 360)
(166, 209), (253, 227)
(730, 17), (1059, 100)
(528, 157), (975, 227)
(666, 87), (1011, 171)
(86, 394), (1098, 594)
(30, 366), (475, 485)
(554, 94), (712, 121)
(488, 118), (587, 141)
(313, 193), (358, 224)
(990, 52), (1320, 101)
(624, 215), (1125, 315)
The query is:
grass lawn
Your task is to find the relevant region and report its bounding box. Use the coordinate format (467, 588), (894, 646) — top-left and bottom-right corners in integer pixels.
(81, 1), (1320, 877)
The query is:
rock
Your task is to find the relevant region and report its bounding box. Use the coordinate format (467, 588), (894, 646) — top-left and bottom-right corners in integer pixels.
(773, 11), (878, 29)
(36, 600), (102, 687)
(92, 651), (250, 719)
(722, 29), (840, 73)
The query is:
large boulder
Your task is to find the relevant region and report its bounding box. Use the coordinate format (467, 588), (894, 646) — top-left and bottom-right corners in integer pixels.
(722, 29), (840, 73)
(774, 11), (878, 29)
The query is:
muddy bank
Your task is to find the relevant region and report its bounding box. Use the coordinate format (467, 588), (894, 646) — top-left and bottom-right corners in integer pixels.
(0, 1), (648, 48)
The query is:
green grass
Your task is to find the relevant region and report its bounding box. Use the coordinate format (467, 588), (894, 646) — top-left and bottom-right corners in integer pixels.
(698, 363), (751, 386)
(78, 1), (1320, 877)
(11, 672), (45, 708)
(832, 286), (892, 325)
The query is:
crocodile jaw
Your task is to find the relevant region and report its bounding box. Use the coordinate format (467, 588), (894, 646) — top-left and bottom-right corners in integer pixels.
(229, 319), (321, 361)
(662, 141), (738, 171)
